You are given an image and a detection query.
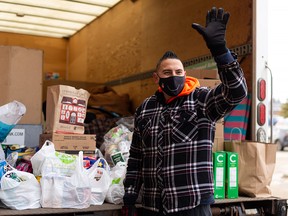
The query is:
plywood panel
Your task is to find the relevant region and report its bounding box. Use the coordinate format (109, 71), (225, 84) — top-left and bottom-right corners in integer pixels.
(69, 0), (252, 86)
(68, 28), (89, 81)
(0, 0), (253, 114)
(112, 77), (158, 112)
(86, 0), (142, 83)
(69, 0), (252, 110)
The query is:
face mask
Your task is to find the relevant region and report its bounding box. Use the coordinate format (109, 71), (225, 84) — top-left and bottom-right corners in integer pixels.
(158, 75), (185, 96)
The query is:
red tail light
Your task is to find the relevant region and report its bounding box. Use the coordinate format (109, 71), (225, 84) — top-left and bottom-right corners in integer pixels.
(258, 78), (266, 101)
(257, 103), (266, 126)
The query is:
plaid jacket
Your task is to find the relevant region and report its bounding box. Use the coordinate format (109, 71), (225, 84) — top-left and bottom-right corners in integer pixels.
(124, 60), (247, 214)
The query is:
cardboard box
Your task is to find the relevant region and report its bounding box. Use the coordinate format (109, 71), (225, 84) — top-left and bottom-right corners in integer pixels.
(213, 120), (224, 152)
(1, 128), (25, 148)
(186, 69), (219, 79)
(1, 124), (43, 148)
(0, 46), (43, 124)
(226, 152), (239, 199)
(213, 151), (226, 199)
(39, 133), (96, 151)
(42, 80), (103, 103)
(215, 121), (224, 138)
(213, 138), (224, 152)
(198, 79), (221, 89)
(57, 150), (96, 156)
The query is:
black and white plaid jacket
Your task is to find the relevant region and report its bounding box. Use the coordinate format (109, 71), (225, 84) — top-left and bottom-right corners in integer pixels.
(124, 60), (247, 214)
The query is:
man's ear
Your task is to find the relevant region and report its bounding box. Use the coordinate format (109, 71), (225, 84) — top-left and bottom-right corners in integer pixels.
(153, 72), (159, 84)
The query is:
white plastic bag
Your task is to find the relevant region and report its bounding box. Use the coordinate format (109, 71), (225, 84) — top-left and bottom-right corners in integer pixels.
(105, 184), (125, 204)
(0, 101), (26, 143)
(0, 169), (41, 210)
(105, 161), (127, 204)
(88, 158), (111, 205)
(31, 140), (78, 177)
(0, 149), (5, 162)
(103, 124), (132, 166)
(40, 151), (91, 209)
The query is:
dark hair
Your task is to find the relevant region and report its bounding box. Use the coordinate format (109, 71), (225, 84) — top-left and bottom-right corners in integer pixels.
(156, 51), (181, 71)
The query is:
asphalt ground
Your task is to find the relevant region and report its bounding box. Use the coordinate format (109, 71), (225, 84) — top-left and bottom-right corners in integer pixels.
(270, 150), (288, 199)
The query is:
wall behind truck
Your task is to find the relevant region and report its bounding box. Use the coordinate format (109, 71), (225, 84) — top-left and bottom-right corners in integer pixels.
(68, 0), (253, 111)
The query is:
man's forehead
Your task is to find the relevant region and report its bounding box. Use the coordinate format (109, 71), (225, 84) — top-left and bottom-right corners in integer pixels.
(159, 59), (184, 69)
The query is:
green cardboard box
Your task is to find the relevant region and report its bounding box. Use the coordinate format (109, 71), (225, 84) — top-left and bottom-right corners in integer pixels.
(213, 151), (226, 199)
(226, 152), (239, 198)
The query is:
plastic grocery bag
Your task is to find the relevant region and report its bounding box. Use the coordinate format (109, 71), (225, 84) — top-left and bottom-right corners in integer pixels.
(0, 101), (26, 143)
(88, 157), (111, 205)
(105, 161), (127, 204)
(103, 124), (132, 166)
(40, 151), (91, 209)
(31, 140), (78, 177)
(0, 160), (13, 180)
(0, 168), (41, 210)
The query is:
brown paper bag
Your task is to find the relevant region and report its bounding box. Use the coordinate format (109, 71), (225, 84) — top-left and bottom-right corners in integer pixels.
(224, 140), (277, 197)
(46, 85), (90, 134)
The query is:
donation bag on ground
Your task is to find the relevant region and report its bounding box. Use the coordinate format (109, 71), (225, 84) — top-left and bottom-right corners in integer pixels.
(87, 157), (111, 205)
(224, 139), (277, 197)
(31, 140), (77, 177)
(0, 167), (41, 210)
(105, 161), (127, 204)
(40, 151), (91, 209)
(45, 85), (90, 134)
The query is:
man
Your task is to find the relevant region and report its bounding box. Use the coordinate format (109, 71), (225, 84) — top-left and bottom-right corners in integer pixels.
(122, 7), (247, 216)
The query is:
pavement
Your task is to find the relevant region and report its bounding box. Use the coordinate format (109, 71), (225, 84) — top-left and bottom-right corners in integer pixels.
(270, 150), (288, 199)
(269, 150), (288, 216)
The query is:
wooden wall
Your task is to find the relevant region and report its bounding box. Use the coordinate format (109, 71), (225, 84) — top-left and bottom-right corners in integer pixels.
(69, 0), (253, 111)
(0, 0), (253, 113)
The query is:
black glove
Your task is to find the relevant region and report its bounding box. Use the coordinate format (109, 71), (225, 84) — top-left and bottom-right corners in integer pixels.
(192, 7), (230, 56)
(121, 205), (138, 216)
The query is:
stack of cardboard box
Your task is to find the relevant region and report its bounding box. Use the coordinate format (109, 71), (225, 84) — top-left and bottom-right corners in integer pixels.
(39, 133), (96, 155)
(39, 85), (96, 155)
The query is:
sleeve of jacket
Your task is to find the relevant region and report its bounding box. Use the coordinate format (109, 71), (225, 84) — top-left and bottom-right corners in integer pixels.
(123, 107), (143, 206)
(197, 54), (248, 122)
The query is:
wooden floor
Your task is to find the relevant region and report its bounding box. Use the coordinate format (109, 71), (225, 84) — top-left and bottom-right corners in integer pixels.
(0, 203), (122, 216)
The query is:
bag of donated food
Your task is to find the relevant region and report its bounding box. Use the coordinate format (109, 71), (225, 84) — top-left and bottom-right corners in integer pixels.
(40, 151), (91, 209)
(31, 140), (78, 177)
(0, 101), (26, 160)
(87, 157), (111, 205)
(45, 85), (90, 134)
(0, 166), (41, 210)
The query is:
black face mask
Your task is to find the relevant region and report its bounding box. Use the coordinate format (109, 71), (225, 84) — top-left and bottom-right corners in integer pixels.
(158, 75), (185, 96)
